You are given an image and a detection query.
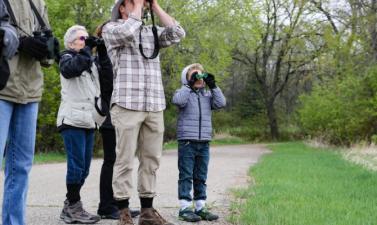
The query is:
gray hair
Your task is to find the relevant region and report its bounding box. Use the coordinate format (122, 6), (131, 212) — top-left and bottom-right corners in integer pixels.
(63, 25), (87, 49)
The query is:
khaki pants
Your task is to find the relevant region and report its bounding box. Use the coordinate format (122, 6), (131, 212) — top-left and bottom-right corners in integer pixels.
(110, 105), (164, 200)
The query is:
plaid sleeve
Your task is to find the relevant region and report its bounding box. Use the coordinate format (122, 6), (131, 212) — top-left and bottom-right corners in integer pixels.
(102, 18), (143, 50)
(158, 22), (185, 48)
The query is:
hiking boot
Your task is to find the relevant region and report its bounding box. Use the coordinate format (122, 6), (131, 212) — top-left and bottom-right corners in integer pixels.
(138, 208), (174, 225)
(178, 207), (201, 222)
(60, 199), (69, 219)
(63, 201), (101, 224)
(118, 208), (134, 225)
(195, 208), (219, 221)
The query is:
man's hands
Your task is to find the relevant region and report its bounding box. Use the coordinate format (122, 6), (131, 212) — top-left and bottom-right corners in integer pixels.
(18, 36), (48, 60)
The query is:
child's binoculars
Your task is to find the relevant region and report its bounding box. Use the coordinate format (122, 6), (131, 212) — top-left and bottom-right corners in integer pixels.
(193, 72), (208, 80)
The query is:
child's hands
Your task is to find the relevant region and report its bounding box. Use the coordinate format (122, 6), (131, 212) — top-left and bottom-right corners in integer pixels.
(204, 73), (216, 89)
(188, 73), (199, 87)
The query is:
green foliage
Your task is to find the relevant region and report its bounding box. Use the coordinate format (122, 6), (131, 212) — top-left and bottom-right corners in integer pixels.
(299, 66), (377, 145)
(33, 151), (66, 164)
(231, 142), (377, 225)
(37, 66), (63, 152)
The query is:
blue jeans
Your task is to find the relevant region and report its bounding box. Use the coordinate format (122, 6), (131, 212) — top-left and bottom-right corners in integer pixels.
(178, 140), (209, 201)
(0, 100), (38, 225)
(61, 128), (94, 185)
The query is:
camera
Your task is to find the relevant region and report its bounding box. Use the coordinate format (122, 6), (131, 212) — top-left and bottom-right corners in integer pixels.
(33, 29), (56, 67)
(0, 29), (4, 57)
(94, 37), (105, 46)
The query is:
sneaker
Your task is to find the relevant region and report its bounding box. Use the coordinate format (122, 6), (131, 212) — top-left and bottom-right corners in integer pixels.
(195, 208), (219, 221)
(138, 208), (174, 225)
(118, 208), (134, 225)
(178, 207), (201, 222)
(63, 201), (101, 224)
(60, 199), (69, 219)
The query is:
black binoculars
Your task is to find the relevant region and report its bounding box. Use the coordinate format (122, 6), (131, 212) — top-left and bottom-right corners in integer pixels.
(33, 29), (56, 67)
(94, 37), (105, 46)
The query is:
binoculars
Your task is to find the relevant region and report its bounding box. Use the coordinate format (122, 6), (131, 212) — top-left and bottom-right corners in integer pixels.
(192, 72), (208, 80)
(94, 37), (105, 46)
(33, 30), (56, 67)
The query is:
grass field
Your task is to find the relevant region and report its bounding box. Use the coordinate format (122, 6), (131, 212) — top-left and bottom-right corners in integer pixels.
(33, 136), (248, 164)
(231, 142), (377, 225)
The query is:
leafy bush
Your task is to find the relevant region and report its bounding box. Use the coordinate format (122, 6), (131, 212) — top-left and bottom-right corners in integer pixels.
(299, 66), (377, 145)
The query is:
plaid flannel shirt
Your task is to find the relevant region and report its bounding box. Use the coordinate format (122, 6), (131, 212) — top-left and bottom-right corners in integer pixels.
(102, 16), (185, 112)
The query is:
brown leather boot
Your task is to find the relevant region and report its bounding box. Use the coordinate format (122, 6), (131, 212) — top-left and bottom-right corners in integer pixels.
(118, 208), (134, 225)
(138, 208), (174, 225)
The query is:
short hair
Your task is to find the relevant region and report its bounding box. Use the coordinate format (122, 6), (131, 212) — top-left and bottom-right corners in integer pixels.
(63, 25), (87, 49)
(186, 63), (204, 80)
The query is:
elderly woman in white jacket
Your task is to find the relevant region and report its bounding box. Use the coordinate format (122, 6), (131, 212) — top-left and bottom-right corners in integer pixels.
(57, 25), (105, 224)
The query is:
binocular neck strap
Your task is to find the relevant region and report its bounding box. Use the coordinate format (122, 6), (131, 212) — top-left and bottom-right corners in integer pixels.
(3, 0), (31, 36)
(139, 2), (160, 60)
(28, 0), (48, 31)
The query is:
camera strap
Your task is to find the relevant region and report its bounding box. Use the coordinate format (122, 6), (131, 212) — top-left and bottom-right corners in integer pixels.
(3, 0), (18, 29)
(3, 0), (45, 36)
(28, 0), (48, 30)
(139, 1), (160, 60)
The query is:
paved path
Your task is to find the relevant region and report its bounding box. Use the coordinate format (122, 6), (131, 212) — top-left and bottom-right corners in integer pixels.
(0, 144), (269, 225)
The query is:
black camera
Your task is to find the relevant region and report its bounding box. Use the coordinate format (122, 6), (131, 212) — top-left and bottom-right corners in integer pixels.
(94, 37), (105, 46)
(33, 29), (56, 67)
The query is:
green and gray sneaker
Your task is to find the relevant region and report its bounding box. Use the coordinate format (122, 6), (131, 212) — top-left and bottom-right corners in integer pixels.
(178, 207), (201, 222)
(195, 208), (219, 221)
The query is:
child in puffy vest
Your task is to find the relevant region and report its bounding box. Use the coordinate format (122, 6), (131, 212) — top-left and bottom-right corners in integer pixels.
(172, 63), (226, 222)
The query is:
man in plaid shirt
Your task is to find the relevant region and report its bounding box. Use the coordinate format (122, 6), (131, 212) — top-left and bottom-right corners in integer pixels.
(102, 0), (185, 224)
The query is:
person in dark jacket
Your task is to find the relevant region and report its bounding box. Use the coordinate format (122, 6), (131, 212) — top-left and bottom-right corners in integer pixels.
(172, 63), (226, 222)
(94, 22), (140, 220)
(0, 0), (18, 90)
(57, 24), (103, 224)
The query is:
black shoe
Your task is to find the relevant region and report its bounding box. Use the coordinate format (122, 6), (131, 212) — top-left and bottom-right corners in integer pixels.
(130, 209), (140, 218)
(99, 209), (140, 220)
(179, 207), (201, 222)
(99, 210), (120, 220)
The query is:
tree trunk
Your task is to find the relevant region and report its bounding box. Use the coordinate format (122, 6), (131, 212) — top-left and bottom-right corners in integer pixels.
(266, 100), (279, 140)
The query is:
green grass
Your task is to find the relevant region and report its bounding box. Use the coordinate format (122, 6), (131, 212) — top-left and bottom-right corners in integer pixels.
(231, 142), (377, 225)
(32, 137), (248, 164)
(33, 151), (66, 164)
(163, 136), (249, 150)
